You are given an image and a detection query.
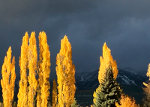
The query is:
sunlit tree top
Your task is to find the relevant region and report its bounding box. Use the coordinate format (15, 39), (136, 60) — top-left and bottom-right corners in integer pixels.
(98, 42), (118, 84)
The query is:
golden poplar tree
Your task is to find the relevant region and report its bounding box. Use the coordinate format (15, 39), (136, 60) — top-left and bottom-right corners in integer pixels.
(52, 79), (57, 107)
(1, 47), (16, 107)
(17, 32), (29, 107)
(56, 35), (76, 107)
(143, 64), (150, 87)
(142, 63), (150, 107)
(28, 32), (38, 107)
(92, 43), (121, 106)
(146, 64), (150, 79)
(37, 32), (51, 107)
(98, 42), (118, 84)
(115, 95), (138, 107)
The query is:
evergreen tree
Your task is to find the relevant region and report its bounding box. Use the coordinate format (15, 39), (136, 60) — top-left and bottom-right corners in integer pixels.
(93, 67), (122, 107)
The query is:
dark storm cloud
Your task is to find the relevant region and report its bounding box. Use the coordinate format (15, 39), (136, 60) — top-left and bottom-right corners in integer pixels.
(0, 0), (150, 75)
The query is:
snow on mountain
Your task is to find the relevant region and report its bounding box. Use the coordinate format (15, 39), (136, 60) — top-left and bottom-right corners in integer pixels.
(76, 68), (146, 90)
(118, 75), (137, 86)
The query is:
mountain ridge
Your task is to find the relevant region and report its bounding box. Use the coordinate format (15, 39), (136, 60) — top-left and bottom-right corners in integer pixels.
(75, 68), (147, 106)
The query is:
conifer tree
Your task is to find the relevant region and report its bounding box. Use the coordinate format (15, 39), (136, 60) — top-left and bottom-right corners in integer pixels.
(56, 35), (76, 107)
(98, 42), (118, 84)
(1, 47), (16, 107)
(17, 32), (29, 107)
(115, 95), (138, 107)
(52, 79), (57, 107)
(93, 67), (122, 107)
(37, 32), (51, 107)
(28, 32), (38, 107)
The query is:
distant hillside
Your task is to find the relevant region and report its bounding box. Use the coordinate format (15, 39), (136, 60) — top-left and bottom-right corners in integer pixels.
(75, 69), (147, 106)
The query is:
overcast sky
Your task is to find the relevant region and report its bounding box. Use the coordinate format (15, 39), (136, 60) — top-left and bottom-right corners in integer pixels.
(0, 0), (150, 75)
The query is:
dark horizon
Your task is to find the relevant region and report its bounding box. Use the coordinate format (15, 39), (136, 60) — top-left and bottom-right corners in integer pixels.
(1, 0), (150, 75)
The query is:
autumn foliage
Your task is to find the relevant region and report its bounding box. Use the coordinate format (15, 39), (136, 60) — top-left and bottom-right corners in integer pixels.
(98, 42), (118, 84)
(17, 32), (50, 107)
(52, 79), (57, 107)
(27, 32), (38, 107)
(142, 64), (150, 107)
(116, 95), (138, 107)
(17, 33), (29, 107)
(56, 35), (76, 107)
(37, 32), (51, 107)
(1, 47), (16, 107)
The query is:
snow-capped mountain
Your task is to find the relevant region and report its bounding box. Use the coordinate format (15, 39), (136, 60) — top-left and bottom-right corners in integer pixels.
(76, 69), (146, 90)
(75, 69), (147, 105)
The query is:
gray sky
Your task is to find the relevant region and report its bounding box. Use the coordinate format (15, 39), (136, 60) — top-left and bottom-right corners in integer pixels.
(0, 0), (150, 75)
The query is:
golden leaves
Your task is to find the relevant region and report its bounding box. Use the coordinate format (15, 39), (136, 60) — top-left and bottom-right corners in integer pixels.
(52, 79), (57, 107)
(18, 32), (38, 107)
(146, 64), (150, 80)
(98, 42), (118, 84)
(28, 32), (38, 107)
(17, 32), (29, 107)
(116, 95), (138, 107)
(1, 47), (16, 107)
(56, 35), (76, 107)
(18, 32), (51, 107)
(37, 31), (51, 107)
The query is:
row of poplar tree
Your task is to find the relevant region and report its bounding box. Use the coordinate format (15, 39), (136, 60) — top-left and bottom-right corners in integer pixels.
(0, 31), (150, 107)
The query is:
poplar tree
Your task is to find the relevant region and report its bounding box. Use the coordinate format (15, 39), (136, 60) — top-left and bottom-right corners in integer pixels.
(17, 32), (29, 107)
(1, 47), (16, 107)
(142, 64), (150, 107)
(37, 32), (51, 107)
(56, 35), (76, 107)
(98, 42), (118, 84)
(93, 43), (121, 107)
(28, 32), (38, 107)
(52, 79), (57, 107)
(116, 95), (138, 107)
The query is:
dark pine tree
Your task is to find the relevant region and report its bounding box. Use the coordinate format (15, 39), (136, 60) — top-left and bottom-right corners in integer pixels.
(93, 67), (122, 107)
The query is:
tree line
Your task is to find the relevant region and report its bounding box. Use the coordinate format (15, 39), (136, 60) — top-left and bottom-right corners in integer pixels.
(0, 32), (149, 107)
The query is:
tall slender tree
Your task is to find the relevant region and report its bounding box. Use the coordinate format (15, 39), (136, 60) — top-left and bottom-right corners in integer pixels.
(1, 47), (16, 107)
(37, 32), (51, 107)
(142, 64), (150, 107)
(17, 32), (29, 107)
(52, 79), (57, 107)
(93, 43), (121, 107)
(98, 42), (118, 84)
(28, 32), (38, 107)
(56, 35), (76, 107)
